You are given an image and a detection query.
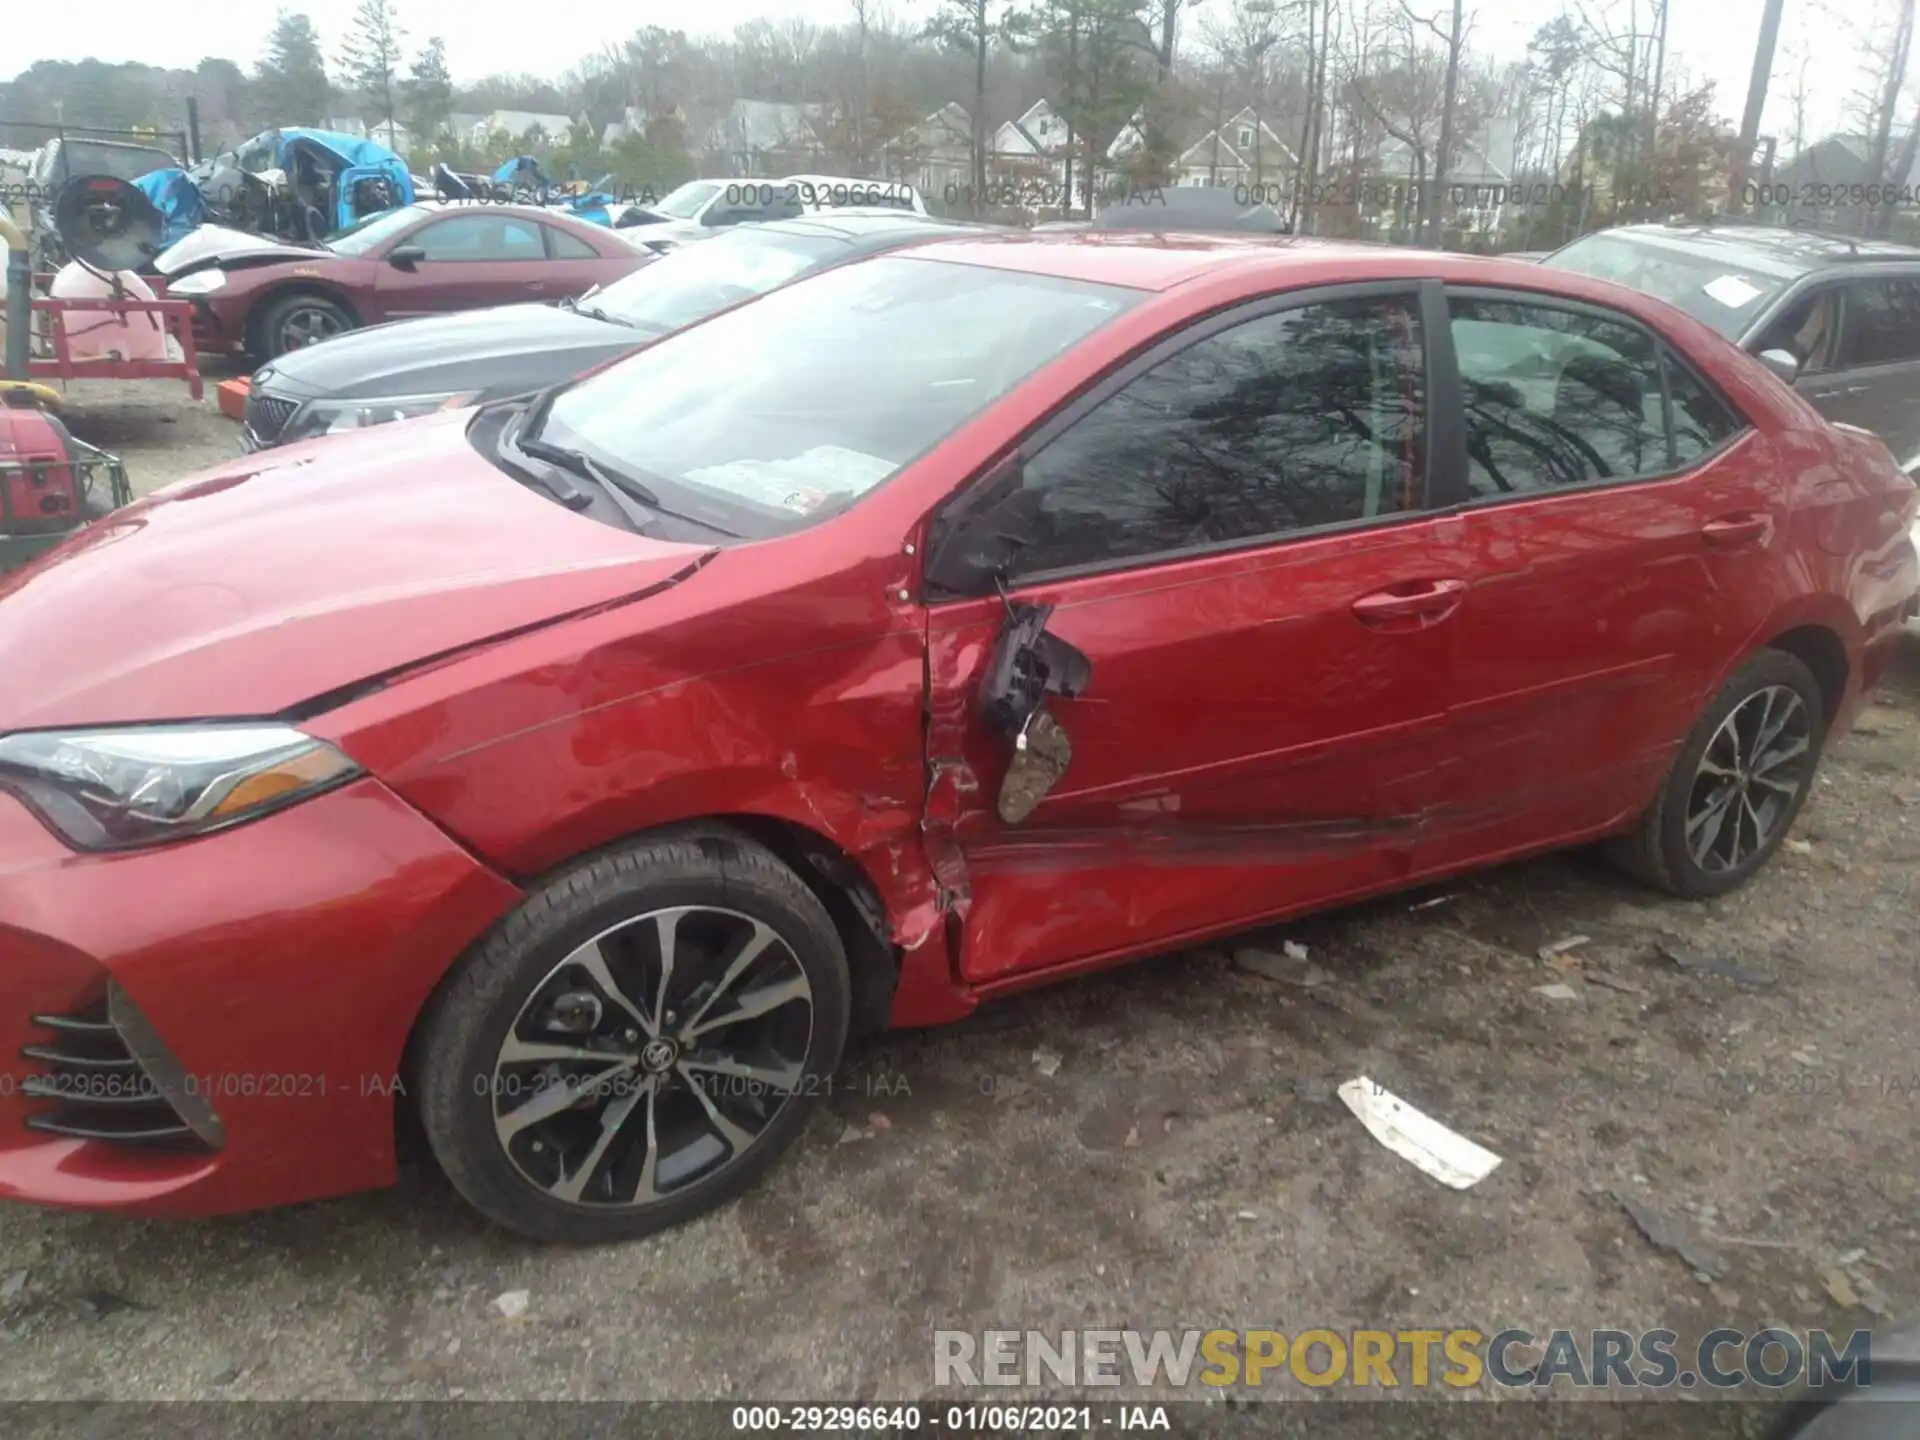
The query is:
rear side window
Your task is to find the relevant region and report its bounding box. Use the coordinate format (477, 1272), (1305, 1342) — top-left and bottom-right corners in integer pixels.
(544, 225), (599, 260)
(1837, 277), (1920, 368)
(1665, 352), (1742, 464)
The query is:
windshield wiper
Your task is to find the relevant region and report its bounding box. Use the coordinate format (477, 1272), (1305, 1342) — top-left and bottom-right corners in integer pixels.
(519, 434), (660, 507)
(513, 393), (744, 538)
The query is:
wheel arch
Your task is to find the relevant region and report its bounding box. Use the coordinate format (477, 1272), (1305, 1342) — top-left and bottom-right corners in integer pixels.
(388, 811), (907, 1166)
(1763, 622), (1850, 732)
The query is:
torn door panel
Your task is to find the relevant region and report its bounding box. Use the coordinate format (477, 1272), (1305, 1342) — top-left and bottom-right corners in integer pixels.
(919, 535), (1456, 986)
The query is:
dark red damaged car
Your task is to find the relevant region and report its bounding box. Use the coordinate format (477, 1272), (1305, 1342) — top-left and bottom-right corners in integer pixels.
(0, 236), (1914, 1243)
(156, 202), (654, 360)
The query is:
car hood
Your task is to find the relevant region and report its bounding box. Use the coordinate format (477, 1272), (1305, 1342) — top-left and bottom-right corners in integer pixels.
(258, 304), (636, 399)
(153, 224), (323, 276)
(0, 410), (715, 732)
(631, 219), (713, 246)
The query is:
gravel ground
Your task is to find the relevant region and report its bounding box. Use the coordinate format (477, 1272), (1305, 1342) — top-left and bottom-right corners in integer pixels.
(2, 384), (1915, 1410)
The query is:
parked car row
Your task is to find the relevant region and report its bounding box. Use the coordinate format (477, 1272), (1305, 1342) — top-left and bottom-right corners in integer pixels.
(1, 207), (1916, 1250)
(239, 210), (989, 448)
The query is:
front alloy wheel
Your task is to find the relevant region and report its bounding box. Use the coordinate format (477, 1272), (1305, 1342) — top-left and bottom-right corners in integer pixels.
(416, 831), (851, 1244)
(490, 906), (814, 1209)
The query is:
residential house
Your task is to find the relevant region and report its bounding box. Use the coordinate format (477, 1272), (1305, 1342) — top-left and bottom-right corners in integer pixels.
(601, 105), (691, 151)
(702, 100), (825, 178)
(320, 116), (415, 156)
(990, 100), (1073, 200)
(1369, 117), (1516, 233)
(465, 111), (577, 149)
(1771, 132), (1920, 225)
(1774, 133), (1920, 192)
(883, 102), (975, 205)
(1169, 108), (1296, 192)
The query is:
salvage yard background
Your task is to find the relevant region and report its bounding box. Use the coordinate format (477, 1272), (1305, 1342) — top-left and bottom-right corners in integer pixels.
(0, 380), (1914, 1404)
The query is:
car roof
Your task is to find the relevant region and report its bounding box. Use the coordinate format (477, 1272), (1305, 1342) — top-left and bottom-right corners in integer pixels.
(1569, 222), (1920, 278)
(405, 200), (592, 223)
(884, 231), (1742, 324)
(881, 232), (1418, 291)
(751, 210), (987, 242)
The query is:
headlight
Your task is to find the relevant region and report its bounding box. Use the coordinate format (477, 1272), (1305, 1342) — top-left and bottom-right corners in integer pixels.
(167, 269), (227, 294)
(280, 390), (480, 442)
(0, 723), (361, 852)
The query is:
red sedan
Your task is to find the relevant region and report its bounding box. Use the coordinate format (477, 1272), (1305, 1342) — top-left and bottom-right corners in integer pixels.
(157, 202), (654, 360)
(0, 237), (1914, 1243)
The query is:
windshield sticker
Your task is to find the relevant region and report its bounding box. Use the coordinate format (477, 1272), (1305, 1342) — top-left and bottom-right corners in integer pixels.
(1703, 274), (1763, 308)
(683, 446), (898, 510)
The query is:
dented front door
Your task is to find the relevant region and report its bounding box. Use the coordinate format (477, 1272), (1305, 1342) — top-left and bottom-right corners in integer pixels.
(920, 284), (1463, 987)
(923, 528), (1462, 987)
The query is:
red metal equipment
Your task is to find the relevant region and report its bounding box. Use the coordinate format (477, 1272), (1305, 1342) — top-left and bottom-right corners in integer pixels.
(27, 271), (204, 399)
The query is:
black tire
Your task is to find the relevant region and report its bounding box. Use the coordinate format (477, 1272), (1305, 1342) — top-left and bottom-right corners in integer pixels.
(1606, 648), (1826, 898)
(254, 292), (352, 360)
(413, 829), (851, 1245)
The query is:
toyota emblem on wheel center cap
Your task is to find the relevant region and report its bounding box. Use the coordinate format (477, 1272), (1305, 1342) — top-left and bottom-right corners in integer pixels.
(639, 1038), (678, 1073)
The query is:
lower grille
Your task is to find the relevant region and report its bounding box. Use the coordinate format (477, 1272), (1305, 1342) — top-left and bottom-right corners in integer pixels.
(244, 390), (299, 446)
(21, 987), (222, 1149)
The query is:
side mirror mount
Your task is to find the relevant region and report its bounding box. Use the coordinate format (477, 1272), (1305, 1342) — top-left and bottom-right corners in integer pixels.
(978, 602), (1093, 824)
(1757, 347), (1801, 385)
(924, 457), (1039, 598)
(387, 244), (426, 269)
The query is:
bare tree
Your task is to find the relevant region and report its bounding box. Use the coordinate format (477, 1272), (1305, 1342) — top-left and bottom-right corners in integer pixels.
(1863, 0), (1917, 231)
(1398, 0), (1469, 242)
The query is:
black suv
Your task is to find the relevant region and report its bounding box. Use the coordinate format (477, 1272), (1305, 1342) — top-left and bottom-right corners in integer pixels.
(1543, 222), (1920, 470)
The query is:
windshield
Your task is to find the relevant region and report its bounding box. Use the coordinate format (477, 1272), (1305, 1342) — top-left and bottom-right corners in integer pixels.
(324, 206), (425, 255)
(58, 143), (178, 184)
(539, 256), (1141, 535)
(1544, 233), (1790, 338)
(594, 229), (845, 334)
(651, 181), (721, 220)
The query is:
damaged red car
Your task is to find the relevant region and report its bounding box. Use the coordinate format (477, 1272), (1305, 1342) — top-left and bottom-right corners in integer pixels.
(1, 236), (1914, 1243)
(156, 202), (654, 360)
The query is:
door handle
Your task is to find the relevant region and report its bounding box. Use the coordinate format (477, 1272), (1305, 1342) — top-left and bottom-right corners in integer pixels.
(1351, 578), (1467, 626)
(1701, 514), (1770, 548)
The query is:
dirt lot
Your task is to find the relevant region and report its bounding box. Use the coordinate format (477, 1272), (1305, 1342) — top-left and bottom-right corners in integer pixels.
(1, 383), (1915, 1410)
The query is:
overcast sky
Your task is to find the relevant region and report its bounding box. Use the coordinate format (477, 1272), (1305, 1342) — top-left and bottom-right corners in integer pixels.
(10, 0), (1910, 153)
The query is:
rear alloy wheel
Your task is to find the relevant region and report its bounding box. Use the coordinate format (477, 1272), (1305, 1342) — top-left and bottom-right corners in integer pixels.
(1607, 649), (1826, 898)
(415, 832), (850, 1244)
(258, 294), (351, 359)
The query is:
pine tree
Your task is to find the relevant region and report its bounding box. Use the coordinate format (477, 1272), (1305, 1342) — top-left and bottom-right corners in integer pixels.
(406, 37), (454, 143)
(337, 0), (408, 132)
(255, 10), (331, 126)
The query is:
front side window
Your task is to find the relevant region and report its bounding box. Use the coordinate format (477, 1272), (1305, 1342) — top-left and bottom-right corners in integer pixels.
(325, 205), (428, 255)
(980, 295), (1427, 578)
(413, 215), (545, 262)
(1752, 287), (1843, 373)
(536, 256), (1140, 535)
(1452, 297), (1671, 497)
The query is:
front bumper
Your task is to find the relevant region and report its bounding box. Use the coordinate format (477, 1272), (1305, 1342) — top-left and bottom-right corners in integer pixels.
(0, 777), (519, 1216)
